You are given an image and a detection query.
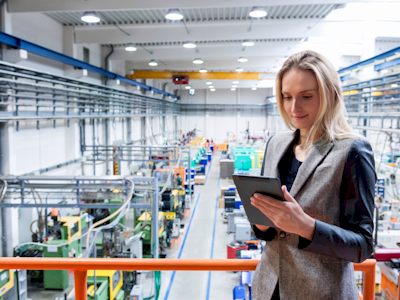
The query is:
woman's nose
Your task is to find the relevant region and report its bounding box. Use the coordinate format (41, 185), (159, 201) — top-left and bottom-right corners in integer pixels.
(291, 98), (302, 112)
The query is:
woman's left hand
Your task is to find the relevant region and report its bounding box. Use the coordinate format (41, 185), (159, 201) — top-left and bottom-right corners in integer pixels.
(250, 185), (316, 240)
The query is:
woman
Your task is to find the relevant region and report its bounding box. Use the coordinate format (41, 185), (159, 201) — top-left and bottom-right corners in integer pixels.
(250, 50), (376, 300)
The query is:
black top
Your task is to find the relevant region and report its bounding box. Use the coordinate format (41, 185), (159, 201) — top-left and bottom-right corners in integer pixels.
(278, 142), (303, 193)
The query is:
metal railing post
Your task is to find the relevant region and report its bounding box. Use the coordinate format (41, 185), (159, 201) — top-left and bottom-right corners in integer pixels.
(74, 270), (87, 300)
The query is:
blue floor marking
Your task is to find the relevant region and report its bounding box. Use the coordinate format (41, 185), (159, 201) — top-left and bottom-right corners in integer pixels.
(206, 196), (219, 300)
(205, 160), (212, 184)
(217, 172), (220, 188)
(164, 193), (201, 300)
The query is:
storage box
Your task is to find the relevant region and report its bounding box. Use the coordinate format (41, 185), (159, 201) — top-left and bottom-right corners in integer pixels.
(218, 196), (224, 208)
(220, 186), (229, 198)
(194, 175), (205, 185)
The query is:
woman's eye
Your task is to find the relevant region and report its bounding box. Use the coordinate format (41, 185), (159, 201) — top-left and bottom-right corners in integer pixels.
(303, 95), (312, 99)
(283, 96), (291, 100)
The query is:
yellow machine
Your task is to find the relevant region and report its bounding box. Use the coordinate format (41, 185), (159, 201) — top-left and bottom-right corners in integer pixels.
(138, 212), (165, 237)
(59, 216), (82, 241)
(87, 270), (123, 300)
(0, 270), (14, 299)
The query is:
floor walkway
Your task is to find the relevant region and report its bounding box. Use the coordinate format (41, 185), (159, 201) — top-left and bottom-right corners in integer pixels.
(158, 152), (239, 300)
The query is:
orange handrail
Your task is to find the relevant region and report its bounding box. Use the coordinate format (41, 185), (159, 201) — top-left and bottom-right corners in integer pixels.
(0, 258), (376, 300)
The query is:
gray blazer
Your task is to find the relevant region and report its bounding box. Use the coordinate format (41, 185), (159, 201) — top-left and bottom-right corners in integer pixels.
(252, 129), (376, 300)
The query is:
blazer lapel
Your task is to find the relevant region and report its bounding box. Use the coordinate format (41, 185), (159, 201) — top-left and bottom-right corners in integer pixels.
(269, 130), (300, 179)
(289, 138), (334, 199)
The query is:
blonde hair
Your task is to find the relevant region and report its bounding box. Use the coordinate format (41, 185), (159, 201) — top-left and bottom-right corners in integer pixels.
(276, 50), (360, 152)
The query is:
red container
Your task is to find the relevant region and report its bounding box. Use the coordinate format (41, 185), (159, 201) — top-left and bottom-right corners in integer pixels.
(227, 244), (248, 259)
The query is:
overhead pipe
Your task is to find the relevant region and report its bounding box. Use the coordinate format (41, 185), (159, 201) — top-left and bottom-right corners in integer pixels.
(104, 45), (114, 86)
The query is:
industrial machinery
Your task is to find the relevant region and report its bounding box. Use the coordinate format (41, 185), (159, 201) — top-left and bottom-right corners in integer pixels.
(135, 212), (168, 258)
(15, 213), (88, 290)
(0, 270), (14, 300)
(87, 270), (124, 300)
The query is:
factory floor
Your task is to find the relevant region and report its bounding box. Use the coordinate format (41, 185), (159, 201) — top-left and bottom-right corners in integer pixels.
(155, 152), (239, 300)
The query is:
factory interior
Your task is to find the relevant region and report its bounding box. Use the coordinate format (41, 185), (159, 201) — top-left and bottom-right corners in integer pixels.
(1, 0), (400, 300)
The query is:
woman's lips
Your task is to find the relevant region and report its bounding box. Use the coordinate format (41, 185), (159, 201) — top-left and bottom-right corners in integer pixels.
(293, 115), (308, 120)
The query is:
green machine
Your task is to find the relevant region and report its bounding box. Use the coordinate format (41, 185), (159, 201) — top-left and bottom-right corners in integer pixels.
(87, 270), (124, 300)
(134, 212), (167, 258)
(43, 215), (85, 290)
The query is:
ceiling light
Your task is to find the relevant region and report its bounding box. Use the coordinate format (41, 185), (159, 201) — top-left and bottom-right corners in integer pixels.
(232, 81), (239, 84)
(252, 87), (257, 90)
(382, 70), (389, 74)
(206, 81), (212, 85)
(232, 85), (237, 88)
(231, 88), (236, 91)
(149, 59), (158, 66)
(391, 84), (399, 88)
(210, 89), (216, 92)
(238, 57), (248, 63)
(236, 67), (244, 72)
(185, 86), (191, 89)
(199, 68), (207, 73)
(193, 58), (203, 64)
(209, 86), (214, 88)
(125, 43), (137, 51)
(165, 8), (183, 20)
(183, 41), (196, 48)
(242, 40), (255, 47)
(249, 6), (268, 18)
(81, 11), (100, 23)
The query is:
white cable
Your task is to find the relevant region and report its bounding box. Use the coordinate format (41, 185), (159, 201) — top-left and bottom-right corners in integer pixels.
(0, 178), (7, 203)
(85, 178), (134, 253)
(159, 149), (182, 195)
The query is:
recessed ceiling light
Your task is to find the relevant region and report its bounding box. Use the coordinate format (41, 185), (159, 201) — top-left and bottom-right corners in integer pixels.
(149, 59), (158, 66)
(183, 41), (196, 48)
(165, 8), (183, 20)
(232, 81), (239, 84)
(125, 43), (137, 51)
(236, 67), (244, 72)
(206, 81), (212, 85)
(231, 88), (236, 91)
(185, 86), (191, 89)
(81, 11), (100, 23)
(193, 58), (204, 64)
(209, 86), (214, 88)
(199, 68), (207, 73)
(252, 87), (257, 90)
(232, 85), (237, 88)
(210, 88), (216, 91)
(249, 7), (268, 18)
(242, 40), (255, 47)
(238, 57), (248, 63)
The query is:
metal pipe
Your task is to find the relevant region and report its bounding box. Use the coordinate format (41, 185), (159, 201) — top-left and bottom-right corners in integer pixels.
(104, 45), (114, 86)
(0, 122), (7, 257)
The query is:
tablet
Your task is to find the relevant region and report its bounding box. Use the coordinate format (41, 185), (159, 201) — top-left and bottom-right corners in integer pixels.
(232, 174), (285, 227)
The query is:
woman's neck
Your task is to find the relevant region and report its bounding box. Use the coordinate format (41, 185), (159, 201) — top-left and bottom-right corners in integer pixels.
(297, 128), (321, 148)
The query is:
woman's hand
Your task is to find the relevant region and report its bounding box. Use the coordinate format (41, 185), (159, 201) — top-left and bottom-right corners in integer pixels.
(250, 185), (316, 241)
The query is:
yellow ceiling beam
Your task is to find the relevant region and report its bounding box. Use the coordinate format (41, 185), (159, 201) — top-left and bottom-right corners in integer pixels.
(126, 71), (276, 80)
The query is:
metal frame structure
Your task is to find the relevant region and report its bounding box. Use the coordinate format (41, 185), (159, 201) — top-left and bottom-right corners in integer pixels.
(0, 61), (179, 130)
(0, 31), (177, 99)
(342, 71), (400, 134)
(81, 145), (192, 196)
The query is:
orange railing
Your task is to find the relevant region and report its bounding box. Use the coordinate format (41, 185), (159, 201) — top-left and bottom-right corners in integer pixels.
(0, 258), (376, 300)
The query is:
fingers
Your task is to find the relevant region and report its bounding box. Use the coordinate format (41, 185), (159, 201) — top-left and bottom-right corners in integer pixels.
(251, 197), (281, 215)
(253, 193), (284, 208)
(282, 185), (296, 203)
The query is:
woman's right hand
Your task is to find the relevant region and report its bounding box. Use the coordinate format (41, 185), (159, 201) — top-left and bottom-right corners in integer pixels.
(255, 224), (270, 231)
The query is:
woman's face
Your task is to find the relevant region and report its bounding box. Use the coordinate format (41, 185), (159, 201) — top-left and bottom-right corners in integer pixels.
(281, 69), (320, 133)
